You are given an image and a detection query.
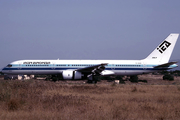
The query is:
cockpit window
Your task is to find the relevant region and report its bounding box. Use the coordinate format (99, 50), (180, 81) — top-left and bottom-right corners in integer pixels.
(7, 64), (12, 67)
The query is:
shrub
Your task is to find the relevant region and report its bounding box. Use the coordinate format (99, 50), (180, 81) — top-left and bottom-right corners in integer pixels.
(7, 99), (20, 111)
(159, 70), (169, 75)
(115, 76), (123, 80)
(131, 86), (137, 92)
(99, 76), (111, 80)
(129, 75), (138, 83)
(0, 72), (4, 75)
(138, 80), (147, 83)
(163, 74), (174, 81)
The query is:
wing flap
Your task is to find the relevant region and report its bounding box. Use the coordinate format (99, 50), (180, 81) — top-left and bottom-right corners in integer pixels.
(154, 61), (178, 68)
(77, 63), (108, 75)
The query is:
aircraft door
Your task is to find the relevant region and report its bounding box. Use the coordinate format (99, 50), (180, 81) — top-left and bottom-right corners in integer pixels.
(52, 62), (56, 70)
(18, 62), (22, 70)
(111, 64), (115, 70)
(143, 62), (147, 70)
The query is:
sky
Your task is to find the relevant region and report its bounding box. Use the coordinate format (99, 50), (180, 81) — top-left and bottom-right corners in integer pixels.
(0, 0), (180, 70)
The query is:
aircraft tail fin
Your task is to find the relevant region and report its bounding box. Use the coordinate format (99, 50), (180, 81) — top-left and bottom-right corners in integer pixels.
(144, 33), (179, 63)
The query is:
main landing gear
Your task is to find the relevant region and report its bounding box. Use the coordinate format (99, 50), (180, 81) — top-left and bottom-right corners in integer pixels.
(87, 74), (97, 84)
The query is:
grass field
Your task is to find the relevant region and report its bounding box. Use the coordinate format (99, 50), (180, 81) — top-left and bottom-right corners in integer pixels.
(0, 75), (180, 120)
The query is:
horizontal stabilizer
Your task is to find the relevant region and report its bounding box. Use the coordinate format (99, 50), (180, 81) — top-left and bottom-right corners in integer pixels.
(154, 61), (178, 68)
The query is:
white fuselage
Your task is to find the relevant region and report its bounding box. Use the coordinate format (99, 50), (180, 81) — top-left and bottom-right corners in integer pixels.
(2, 59), (176, 76)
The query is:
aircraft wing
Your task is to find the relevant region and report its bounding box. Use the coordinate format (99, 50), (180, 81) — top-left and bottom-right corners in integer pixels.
(77, 63), (108, 75)
(154, 61), (178, 68)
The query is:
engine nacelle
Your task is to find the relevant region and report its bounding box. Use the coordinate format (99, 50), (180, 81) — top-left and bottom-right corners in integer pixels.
(62, 70), (83, 80)
(101, 70), (115, 76)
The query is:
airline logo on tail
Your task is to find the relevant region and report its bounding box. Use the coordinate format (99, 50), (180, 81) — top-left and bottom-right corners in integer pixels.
(157, 40), (171, 53)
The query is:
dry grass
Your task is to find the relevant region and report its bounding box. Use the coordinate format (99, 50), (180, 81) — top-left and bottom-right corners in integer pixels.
(0, 78), (180, 120)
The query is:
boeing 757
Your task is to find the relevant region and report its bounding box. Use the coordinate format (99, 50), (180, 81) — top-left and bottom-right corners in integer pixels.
(1, 33), (179, 82)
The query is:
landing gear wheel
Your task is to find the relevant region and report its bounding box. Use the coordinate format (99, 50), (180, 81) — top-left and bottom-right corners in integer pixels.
(87, 75), (97, 84)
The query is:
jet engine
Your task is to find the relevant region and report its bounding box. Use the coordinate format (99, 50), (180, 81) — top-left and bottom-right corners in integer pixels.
(62, 70), (83, 80)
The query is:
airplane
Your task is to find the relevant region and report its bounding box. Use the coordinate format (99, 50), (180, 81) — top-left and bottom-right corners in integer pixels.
(1, 33), (179, 83)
